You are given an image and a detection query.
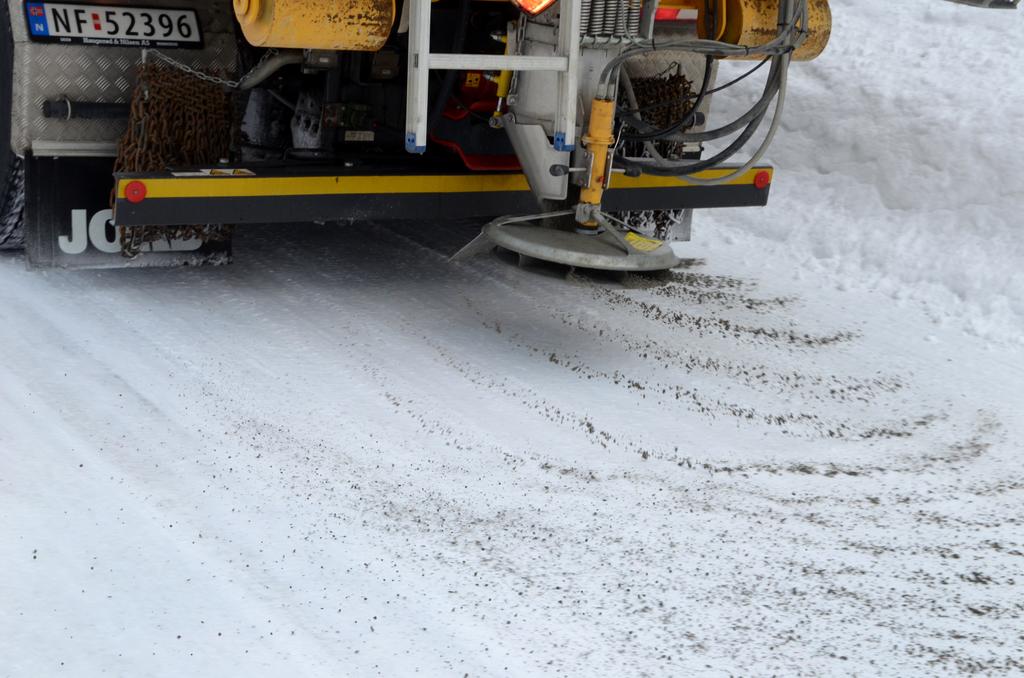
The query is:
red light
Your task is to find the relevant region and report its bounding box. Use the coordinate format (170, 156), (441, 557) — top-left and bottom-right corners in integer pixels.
(754, 171), (771, 190)
(125, 180), (147, 204)
(655, 7), (698, 21)
(510, 0), (558, 16)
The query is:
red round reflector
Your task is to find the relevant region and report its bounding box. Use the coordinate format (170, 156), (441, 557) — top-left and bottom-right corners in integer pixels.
(754, 171), (771, 190)
(125, 180), (147, 204)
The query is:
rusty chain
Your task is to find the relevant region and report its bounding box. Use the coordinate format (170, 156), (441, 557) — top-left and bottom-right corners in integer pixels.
(623, 74), (696, 240)
(113, 62), (234, 257)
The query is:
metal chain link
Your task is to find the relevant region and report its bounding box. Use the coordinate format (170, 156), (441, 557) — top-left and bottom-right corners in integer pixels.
(620, 74), (695, 240)
(144, 47), (279, 89)
(113, 48), (284, 256)
(114, 61), (235, 257)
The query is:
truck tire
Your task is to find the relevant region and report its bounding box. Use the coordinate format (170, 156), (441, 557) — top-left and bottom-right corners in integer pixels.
(0, 157), (24, 250)
(0, 0), (23, 251)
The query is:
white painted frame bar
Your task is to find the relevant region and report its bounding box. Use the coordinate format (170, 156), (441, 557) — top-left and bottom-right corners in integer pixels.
(554, 0), (581, 151)
(428, 54), (569, 71)
(404, 0), (432, 153)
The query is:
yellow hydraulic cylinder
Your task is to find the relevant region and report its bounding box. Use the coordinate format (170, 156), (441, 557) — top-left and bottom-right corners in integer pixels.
(233, 0), (395, 51)
(578, 98), (617, 227)
(493, 34), (512, 121)
(493, 69), (512, 115)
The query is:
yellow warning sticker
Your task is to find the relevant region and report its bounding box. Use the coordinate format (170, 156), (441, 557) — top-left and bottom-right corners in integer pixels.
(624, 232), (664, 253)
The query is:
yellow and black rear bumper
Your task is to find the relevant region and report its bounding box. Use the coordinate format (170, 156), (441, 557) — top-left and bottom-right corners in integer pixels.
(113, 166), (774, 227)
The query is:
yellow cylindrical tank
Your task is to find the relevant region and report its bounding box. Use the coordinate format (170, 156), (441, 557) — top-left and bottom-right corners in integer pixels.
(234, 0), (395, 51)
(697, 0), (832, 61)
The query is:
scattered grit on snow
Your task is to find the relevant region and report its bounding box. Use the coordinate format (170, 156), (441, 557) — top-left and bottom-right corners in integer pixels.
(3, 221), (1023, 677)
(705, 0), (1024, 343)
(1, 1), (1023, 677)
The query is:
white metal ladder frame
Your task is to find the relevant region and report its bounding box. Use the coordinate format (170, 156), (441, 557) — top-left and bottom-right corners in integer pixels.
(404, 0), (582, 153)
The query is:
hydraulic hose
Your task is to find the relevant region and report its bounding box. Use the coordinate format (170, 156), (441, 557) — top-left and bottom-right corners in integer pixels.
(613, 0), (801, 184)
(621, 51), (790, 181)
(623, 57), (782, 144)
(595, 0), (807, 97)
(620, 97), (768, 175)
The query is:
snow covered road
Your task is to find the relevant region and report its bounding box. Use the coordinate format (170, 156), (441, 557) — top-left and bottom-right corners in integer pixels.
(2, 218), (1022, 676)
(3, 0), (1024, 675)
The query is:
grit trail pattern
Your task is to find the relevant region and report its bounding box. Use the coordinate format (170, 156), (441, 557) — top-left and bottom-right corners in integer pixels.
(444, 260), (937, 443)
(217, 354), (1020, 677)
(2, 222), (1021, 676)
(317, 225), (1022, 673)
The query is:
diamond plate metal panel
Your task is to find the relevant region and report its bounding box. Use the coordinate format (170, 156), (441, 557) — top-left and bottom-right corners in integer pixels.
(7, 0), (238, 153)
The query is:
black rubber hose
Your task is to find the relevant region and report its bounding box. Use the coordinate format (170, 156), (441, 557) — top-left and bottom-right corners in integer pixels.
(676, 57), (781, 143)
(618, 97), (771, 176)
(428, 0), (472, 133)
(623, 56), (781, 144)
(626, 57), (770, 118)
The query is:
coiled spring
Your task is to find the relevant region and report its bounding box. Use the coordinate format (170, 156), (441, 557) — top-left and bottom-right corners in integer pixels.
(580, 0), (642, 40)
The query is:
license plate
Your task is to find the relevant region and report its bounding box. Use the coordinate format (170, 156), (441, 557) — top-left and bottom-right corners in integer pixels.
(24, 2), (203, 48)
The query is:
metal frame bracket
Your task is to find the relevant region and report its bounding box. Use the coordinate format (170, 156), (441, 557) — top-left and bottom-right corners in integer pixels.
(404, 0), (582, 154)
